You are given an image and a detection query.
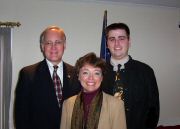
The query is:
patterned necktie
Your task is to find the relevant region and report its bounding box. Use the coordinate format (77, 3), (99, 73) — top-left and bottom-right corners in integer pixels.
(113, 64), (124, 101)
(53, 65), (62, 107)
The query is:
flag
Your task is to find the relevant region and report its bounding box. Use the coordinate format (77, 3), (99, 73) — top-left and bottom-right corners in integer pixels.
(100, 10), (110, 61)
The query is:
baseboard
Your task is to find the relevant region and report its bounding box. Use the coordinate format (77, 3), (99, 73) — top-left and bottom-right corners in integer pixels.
(158, 117), (180, 126)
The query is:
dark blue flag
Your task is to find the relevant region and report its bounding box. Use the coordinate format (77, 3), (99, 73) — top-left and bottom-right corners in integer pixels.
(100, 10), (110, 61)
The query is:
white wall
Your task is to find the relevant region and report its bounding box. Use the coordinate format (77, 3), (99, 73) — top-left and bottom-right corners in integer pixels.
(1, 0), (180, 127)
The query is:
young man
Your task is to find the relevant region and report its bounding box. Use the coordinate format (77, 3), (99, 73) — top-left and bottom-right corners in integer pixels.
(14, 26), (80, 129)
(102, 22), (159, 129)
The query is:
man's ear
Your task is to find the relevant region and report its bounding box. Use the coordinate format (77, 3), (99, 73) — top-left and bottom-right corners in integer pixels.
(40, 44), (44, 52)
(64, 42), (66, 50)
(129, 38), (131, 48)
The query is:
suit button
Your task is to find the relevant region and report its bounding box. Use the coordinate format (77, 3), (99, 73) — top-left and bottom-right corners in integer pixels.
(126, 108), (130, 111)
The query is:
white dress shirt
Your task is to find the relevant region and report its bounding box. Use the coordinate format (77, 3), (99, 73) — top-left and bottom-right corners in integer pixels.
(46, 59), (64, 87)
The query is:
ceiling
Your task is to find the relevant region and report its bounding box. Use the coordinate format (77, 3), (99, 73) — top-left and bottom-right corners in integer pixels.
(100, 0), (180, 8)
(66, 0), (180, 8)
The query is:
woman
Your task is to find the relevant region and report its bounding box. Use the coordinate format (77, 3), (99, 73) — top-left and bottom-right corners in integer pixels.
(60, 52), (127, 129)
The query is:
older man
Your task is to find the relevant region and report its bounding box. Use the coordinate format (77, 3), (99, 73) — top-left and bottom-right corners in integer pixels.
(14, 26), (80, 129)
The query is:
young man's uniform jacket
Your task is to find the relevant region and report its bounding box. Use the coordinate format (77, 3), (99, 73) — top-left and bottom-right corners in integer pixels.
(14, 59), (81, 129)
(102, 56), (159, 129)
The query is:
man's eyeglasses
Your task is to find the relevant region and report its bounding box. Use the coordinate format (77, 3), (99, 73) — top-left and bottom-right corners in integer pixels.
(43, 40), (65, 46)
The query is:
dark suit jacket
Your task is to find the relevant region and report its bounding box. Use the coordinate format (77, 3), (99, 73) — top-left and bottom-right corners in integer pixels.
(14, 59), (81, 129)
(102, 56), (159, 129)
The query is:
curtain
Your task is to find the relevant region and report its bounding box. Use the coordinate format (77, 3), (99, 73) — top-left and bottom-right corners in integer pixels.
(0, 28), (12, 129)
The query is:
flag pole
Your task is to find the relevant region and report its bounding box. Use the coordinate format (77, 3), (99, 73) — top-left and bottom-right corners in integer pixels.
(100, 10), (109, 61)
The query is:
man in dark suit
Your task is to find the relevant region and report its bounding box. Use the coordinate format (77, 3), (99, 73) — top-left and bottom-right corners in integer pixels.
(14, 26), (80, 129)
(101, 23), (160, 129)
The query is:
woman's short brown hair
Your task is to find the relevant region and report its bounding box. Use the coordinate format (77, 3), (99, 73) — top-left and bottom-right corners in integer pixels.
(75, 52), (106, 76)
